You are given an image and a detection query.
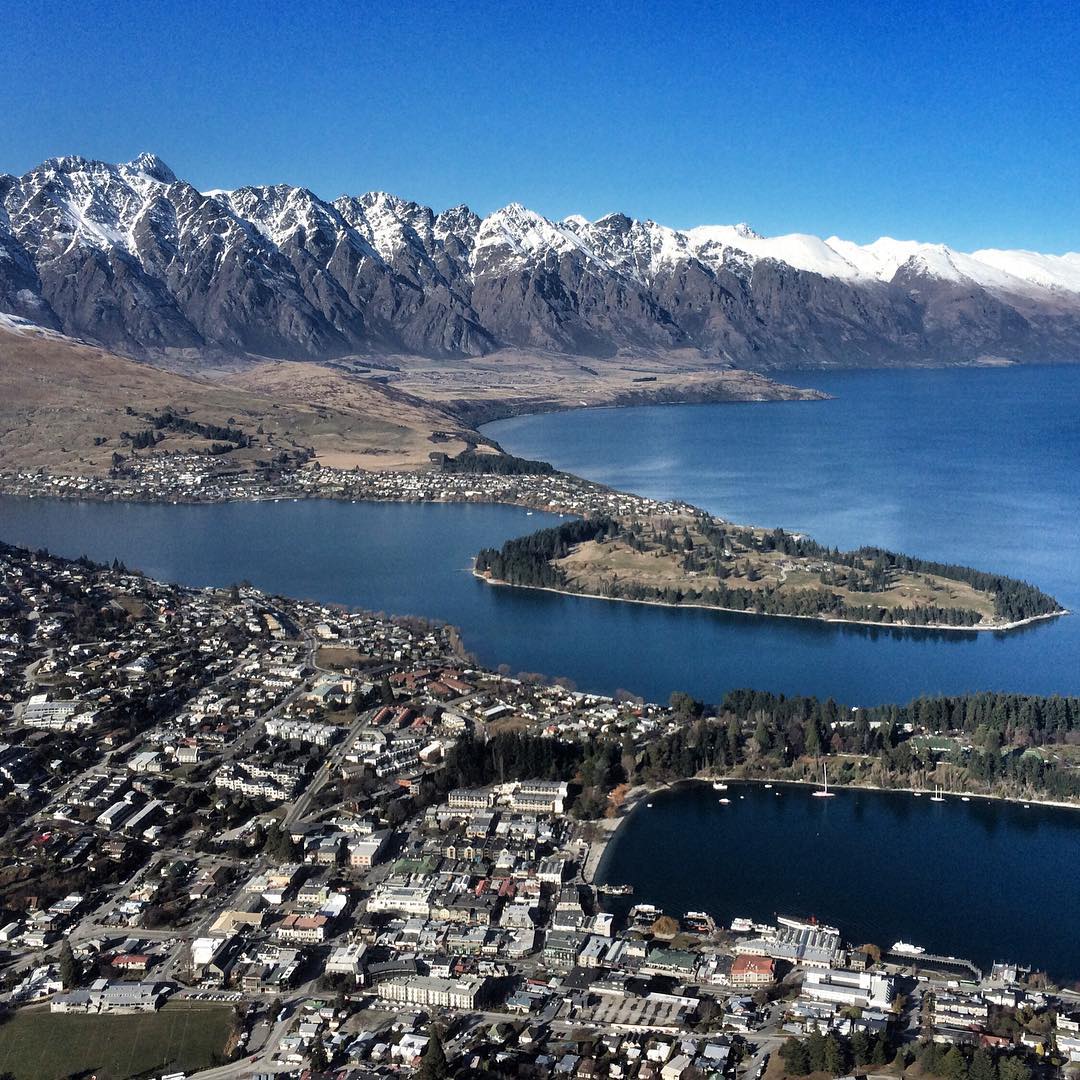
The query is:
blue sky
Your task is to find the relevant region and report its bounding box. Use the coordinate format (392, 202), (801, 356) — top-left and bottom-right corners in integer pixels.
(5, 0), (1078, 251)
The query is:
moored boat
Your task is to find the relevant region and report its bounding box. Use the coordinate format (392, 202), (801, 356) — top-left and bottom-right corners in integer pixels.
(812, 762), (836, 798)
(892, 940), (926, 955)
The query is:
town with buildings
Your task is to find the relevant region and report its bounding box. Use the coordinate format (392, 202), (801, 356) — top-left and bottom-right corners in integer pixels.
(0, 453), (698, 523)
(0, 542), (1076, 1080)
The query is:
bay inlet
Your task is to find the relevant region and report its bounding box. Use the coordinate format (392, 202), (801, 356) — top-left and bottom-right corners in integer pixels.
(595, 780), (1080, 981)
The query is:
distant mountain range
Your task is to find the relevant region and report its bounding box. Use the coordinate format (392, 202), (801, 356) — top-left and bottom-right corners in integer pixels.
(3, 153), (1080, 369)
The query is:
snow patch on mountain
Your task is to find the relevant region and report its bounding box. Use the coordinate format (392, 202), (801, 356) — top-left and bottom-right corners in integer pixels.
(4, 152), (1080, 366)
(687, 226), (864, 280)
(0, 309), (82, 343)
(473, 203), (611, 271)
(970, 248), (1080, 295)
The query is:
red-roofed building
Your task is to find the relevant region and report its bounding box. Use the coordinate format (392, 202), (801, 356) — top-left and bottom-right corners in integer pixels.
(112, 953), (150, 971)
(731, 953), (775, 986)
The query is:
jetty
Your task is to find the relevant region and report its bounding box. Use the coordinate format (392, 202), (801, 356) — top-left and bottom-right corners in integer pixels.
(883, 948), (983, 982)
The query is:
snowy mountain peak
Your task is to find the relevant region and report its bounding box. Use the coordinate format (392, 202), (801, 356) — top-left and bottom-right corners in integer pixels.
(474, 203), (603, 267)
(122, 153), (177, 184)
(4, 153), (1080, 367)
(38, 155), (95, 176)
(434, 204), (480, 233)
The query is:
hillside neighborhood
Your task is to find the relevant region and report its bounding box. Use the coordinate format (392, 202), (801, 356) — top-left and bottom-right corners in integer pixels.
(0, 543), (1076, 1079)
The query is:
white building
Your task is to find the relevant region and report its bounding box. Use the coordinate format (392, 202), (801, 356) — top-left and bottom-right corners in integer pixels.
(510, 780), (568, 814)
(367, 885), (433, 918)
(348, 831), (390, 869)
(376, 975), (485, 1010)
(803, 968), (895, 1009)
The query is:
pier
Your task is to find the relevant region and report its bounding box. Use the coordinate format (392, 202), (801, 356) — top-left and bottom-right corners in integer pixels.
(883, 949), (983, 982)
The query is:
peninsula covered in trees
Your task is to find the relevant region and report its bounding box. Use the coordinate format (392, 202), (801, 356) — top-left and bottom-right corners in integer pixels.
(474, 514), (1064, 630)
(427, 686), (1080, 811)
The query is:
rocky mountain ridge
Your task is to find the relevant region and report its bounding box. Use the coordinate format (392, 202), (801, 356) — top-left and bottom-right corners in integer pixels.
(3, 153), (1079, 368)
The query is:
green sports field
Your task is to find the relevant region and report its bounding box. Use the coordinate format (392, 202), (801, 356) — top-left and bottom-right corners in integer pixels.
(0, 1001), (236, 1079)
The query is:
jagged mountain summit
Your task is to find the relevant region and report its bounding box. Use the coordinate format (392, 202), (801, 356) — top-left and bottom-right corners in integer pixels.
(3, 153), (1080, 368)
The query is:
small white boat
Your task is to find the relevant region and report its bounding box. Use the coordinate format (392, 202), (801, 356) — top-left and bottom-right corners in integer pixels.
(961, 796), (971, 802)
(892, 940), (926, 956)
(712, 781), (728, 791)
(646, 802), (653, 808)
(1023, 803), (1031, 809)
(811, 762), (836, 798)
(719, 798), (731, 805)
(739, 795), (745, 799)
(764, 783), (773, 789)
(913, 791), (923, 797)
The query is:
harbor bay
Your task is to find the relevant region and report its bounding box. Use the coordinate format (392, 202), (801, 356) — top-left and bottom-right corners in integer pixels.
(596, 780), (1080, 981)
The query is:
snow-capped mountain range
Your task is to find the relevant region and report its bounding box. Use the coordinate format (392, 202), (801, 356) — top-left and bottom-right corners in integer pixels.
(3, 153), (1080, 367)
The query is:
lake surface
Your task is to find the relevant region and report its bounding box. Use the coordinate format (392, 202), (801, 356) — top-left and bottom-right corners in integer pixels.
(4, 366), (1076, 977)
(596, 781), (1080, 979)
(483, 364), (1080, 703)
(0, 497), (558, 632)
(2, 365), (1079, 705)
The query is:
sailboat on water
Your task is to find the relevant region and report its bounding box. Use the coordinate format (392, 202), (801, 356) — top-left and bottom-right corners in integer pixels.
(812, 762), (836, 798)
(930, 784), (946, 802)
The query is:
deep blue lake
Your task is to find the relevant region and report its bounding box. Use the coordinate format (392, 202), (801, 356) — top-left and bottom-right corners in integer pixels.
(483, 364), (1080, 704)
(0, 497), (562, 637)
(3, 364), (1079, 977)
(597, 781), (1080, 981)
(1, 365), (1079, 705)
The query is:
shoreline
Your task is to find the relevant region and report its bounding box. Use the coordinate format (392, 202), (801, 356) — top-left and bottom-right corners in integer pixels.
(0, 484), (591, 516)
(2, 481), (1067, 638)
(698, 774), (1080, 813)
(473, 570), (1067, 635)
(581, 783), (662, 885)
(0, 467), (694, 522)
(583, 776), (1080, 984)
(449, 379), (831, 429)
(584, 773), (1080, 891)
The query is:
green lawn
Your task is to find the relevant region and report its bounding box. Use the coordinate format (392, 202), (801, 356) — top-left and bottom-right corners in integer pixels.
(0, 1001), (236, 1080)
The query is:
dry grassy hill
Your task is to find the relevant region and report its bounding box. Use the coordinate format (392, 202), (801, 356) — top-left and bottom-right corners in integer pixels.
(0, 325), (476, 475)
(0, 319), (824, 479)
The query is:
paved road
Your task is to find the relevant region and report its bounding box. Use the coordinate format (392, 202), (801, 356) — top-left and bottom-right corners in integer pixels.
(283, 709), (369, 826)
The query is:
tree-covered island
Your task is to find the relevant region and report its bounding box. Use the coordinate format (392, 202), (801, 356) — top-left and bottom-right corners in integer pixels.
(475, 514), (1064, 630)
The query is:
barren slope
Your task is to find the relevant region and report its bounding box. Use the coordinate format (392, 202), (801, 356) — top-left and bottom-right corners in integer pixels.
(0, 326), (473, 475)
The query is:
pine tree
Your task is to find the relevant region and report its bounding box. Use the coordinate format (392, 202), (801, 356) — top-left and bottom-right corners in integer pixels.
(823, 1034), (846, 1076)
(851, 1031), (871, 1065)
(58, 940), (77, 989)
(871, 1033), (890, 1066)
(780, 1039), (811, 1076)
(969, 1049), (996, 1080)
(308, 1038), (329, 1071)
(754, 717), (772, 753)
(417, 1025), (450, 1080)
(998, 1058), (1031, 1080)
(942, 1045), (968, 1080)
